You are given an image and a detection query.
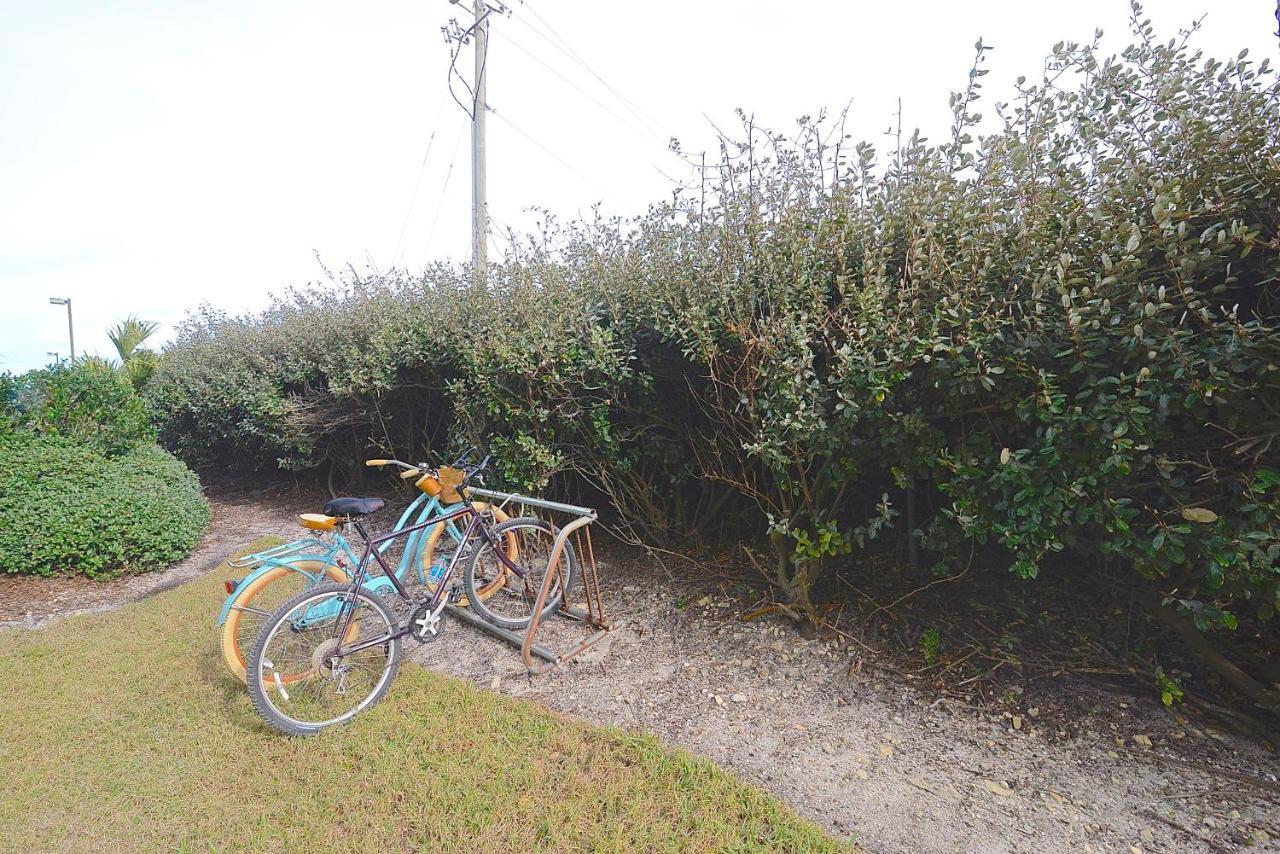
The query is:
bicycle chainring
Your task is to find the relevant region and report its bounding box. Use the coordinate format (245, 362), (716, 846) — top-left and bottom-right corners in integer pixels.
(408, 602), (446, 644)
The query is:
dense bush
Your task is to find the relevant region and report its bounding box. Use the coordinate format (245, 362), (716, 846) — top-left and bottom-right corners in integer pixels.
(150, 12), (1277, 705)
(2, 359), (153, 454)
(0, 432), (210, 578)
(0, 359), (209, 578)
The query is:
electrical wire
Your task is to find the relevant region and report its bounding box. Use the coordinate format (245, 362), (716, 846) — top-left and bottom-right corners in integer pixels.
(422, 119), (469, 267)
(489, 27), (670, 156)
(512, 1), (667, 139)
(446, 4), (500, 121)
(392, 127), (439, 265)
(505, 1), (703, 184)
(490, 109), (619, 201)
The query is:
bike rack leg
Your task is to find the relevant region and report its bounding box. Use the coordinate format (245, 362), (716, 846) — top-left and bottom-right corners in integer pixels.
(521, 513), (595, 671)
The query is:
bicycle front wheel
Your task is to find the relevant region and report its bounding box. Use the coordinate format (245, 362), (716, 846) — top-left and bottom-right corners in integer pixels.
(463, 517), (578, 630)
(247, 582), (402, 736)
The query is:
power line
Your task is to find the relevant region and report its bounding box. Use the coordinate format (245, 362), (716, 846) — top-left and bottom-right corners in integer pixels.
(512, 1), (668, 139)
(444, 7), (498, 120)
(488, 27), (671, 158)
(506, 2), (703, 185)
(488, 17), (700, 200)
(422, 119), (469, 267)
(490, 109), (619, 201)
(392, 127), (439, 265)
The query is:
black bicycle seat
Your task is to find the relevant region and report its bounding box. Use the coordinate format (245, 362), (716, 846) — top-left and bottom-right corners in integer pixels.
(323, 497), (386, 517)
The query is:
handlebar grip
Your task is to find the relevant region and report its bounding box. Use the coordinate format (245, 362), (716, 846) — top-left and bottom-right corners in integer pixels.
(365, 459), (389, 467)
(400, 468), (422, 479)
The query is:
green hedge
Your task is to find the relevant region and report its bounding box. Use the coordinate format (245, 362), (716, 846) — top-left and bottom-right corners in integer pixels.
(0, 433), (210, 578)
(3, 359), (153, 455)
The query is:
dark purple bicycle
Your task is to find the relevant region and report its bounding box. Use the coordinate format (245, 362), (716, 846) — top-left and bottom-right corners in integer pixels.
(245, 457), (578, 736)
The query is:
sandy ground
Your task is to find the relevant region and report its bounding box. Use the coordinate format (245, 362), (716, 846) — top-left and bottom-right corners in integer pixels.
(412, 548), (1280, 853)
(4, 491), (1278, 852)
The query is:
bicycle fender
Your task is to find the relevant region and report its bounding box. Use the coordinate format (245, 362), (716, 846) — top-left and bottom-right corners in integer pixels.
(214, 554), (342, 625)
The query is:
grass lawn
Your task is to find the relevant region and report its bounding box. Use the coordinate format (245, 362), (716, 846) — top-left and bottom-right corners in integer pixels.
(0, 540), (851, 852)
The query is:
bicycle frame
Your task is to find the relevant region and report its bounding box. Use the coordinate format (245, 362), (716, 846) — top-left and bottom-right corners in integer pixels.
(327, 503), (524, 659)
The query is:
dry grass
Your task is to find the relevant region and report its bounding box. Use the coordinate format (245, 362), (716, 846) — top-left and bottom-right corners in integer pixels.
(0, 540), (850, 852)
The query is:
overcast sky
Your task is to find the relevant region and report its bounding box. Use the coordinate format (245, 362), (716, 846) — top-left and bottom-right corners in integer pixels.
(1, 0), (1274, 372)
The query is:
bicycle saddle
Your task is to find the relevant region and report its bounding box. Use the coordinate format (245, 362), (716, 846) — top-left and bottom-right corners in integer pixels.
(322, 497), (386, 517)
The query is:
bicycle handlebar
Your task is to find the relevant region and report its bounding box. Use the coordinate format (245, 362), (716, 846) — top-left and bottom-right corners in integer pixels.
(368, 450), (487, 482)
(466, 454), (490, 480)
(366, 458), (416, 471)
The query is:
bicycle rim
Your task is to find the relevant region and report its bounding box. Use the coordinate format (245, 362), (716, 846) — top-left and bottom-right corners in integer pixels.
(252, 587), (398, 731)
(466, 518), (575, 628)
(421, 502), (515, 604)
(220, 561), (347, 683)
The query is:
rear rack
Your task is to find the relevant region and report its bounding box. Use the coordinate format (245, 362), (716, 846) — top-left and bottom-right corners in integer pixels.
(226, 537), (330, 569)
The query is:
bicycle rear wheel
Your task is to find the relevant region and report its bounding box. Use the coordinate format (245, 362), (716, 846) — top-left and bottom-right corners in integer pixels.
(246, 582), (401, 736)
(462, 517), (577, 630)
(220, 560), (348, 683)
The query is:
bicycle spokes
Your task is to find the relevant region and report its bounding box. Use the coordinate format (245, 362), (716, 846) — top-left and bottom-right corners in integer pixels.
(253, 587), (398, 730)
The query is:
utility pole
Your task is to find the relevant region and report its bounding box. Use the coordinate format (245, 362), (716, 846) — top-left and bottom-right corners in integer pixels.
(49, 297), (74, 361)
(471, 0), (489, 285)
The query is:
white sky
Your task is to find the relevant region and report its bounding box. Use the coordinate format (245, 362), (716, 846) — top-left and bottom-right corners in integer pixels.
(1, 0), (1274, 372)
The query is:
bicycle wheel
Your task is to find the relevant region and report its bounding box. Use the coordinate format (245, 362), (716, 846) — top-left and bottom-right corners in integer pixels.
(219, 560), (349, 683)
(463, 517), (578, 630)
(246, 582), (402, 736)
(420, 501), (516, 606)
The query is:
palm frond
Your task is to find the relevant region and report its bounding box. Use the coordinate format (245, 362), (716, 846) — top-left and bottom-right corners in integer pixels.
(108, 315), (159, 362)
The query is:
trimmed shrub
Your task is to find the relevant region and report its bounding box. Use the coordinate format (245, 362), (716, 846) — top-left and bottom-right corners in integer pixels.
(2, 360), (153, 454)
(0, 432), (210, 578)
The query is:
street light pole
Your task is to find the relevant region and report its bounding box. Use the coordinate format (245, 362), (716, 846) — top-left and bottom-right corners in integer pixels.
(49, 297), (74, 361)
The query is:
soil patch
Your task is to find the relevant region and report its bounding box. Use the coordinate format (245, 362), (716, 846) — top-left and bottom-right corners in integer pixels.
(414, 546), (1280, 853)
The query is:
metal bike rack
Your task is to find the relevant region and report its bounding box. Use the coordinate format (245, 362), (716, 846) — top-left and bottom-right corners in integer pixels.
(449, 487), (618, 673)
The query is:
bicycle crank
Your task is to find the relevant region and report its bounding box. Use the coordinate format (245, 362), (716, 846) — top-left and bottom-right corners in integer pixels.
(408, 602), (446, 644)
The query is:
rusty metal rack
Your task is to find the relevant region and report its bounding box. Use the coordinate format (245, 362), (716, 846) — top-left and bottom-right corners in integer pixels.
(447, 488), (618, 673)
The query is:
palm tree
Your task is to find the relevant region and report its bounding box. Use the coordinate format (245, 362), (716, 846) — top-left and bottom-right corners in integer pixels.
(107, 315), (160, 390)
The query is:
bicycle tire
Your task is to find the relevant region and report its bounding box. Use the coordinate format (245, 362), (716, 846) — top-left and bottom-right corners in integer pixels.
(462, 516), (578, 630)
(219, 560), (348, 683)
(246, 582), (402, 736)
(420, 501), (515, 606)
